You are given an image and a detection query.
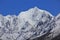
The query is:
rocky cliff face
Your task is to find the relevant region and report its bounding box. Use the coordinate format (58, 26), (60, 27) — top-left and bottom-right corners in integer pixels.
(0, 7), (60, 40)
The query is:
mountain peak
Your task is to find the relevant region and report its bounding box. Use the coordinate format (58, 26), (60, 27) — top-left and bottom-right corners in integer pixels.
(0, 7), (60, 40)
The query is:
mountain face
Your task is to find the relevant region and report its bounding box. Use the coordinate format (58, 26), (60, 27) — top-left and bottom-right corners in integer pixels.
(0, 7), (60, 40)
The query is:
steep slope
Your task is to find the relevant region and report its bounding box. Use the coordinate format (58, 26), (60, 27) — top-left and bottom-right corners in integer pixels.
(33, 13), (60, 40)
(0, 7), (60, 40)
(47, 13), (60, 40)
(17, 7), (54, 40)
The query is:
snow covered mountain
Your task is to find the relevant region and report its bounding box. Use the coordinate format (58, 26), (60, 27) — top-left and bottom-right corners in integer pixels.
(0, 7), (60, 40)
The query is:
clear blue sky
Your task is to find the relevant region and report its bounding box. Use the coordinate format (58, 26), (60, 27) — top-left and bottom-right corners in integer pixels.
(0, 0), (60, 16)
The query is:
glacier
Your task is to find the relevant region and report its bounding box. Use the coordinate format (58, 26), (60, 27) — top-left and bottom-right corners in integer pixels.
(0, 7), (60, 40)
